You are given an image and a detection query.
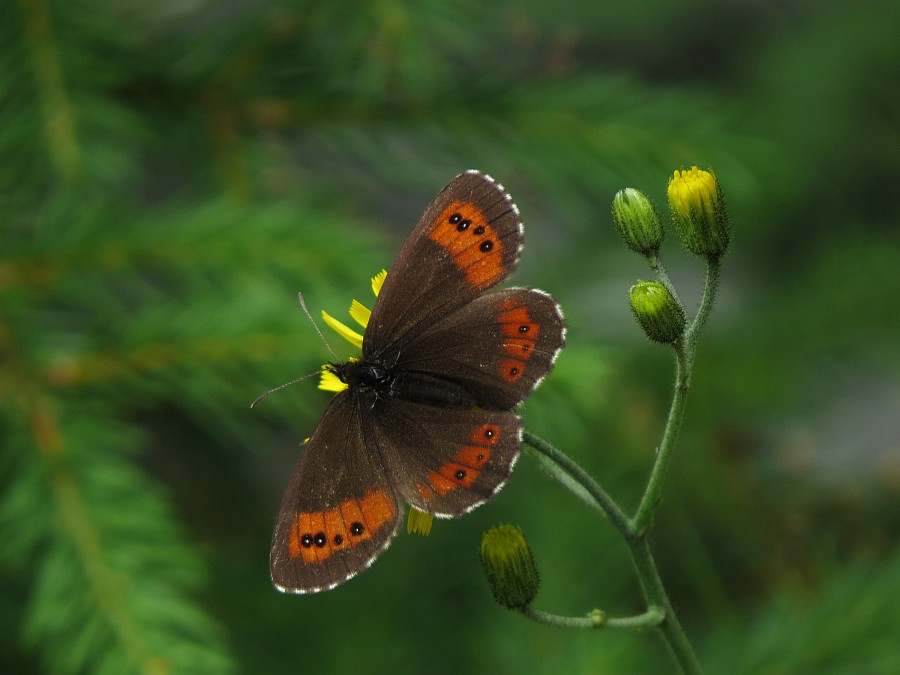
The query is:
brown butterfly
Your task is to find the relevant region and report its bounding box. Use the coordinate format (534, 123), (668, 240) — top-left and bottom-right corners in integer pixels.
(270, 170), (565, 593)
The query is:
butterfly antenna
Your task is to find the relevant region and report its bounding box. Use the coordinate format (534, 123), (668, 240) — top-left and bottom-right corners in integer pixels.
(298, 292), (340, 361)
(250, 293), (337, 409)
(250, 374), (316, 409)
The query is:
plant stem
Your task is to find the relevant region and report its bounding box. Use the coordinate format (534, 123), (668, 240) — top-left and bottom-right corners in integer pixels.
(627, 536), (703, 674)
(521, 606), (664, 630)
(648, 253), (681, 306)
(630, 346), (689, 536)
(523, 431), (631, 539)
(684, 258), (721, 362)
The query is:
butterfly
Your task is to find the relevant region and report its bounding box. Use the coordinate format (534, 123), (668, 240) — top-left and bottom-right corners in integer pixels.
(270, 170), (566, 593)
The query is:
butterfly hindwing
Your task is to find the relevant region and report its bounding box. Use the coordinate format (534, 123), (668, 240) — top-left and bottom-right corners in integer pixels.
(368, 399), (522, 516)
(365, 171), (523, 361)
(270, 393), (402, 594)
(394, 287), (566, 410)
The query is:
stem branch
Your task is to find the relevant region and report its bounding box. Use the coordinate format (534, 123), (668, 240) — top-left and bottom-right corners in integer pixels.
(521, 605), (664, 630)
(630, 347), (689, 536)
(524, 431), (631, 539)
(525, 432), (703, 673)
(628, 537), (702, 674)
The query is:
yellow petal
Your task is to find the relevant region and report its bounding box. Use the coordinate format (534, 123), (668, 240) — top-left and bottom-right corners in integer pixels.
(407, 507), (434, 536)
(349, 299), (371, 328)
(321, 310), (363, 349)
(667, 167), (719, 218)
(371, 269), (388, 297)
(318, 368), (348, 392)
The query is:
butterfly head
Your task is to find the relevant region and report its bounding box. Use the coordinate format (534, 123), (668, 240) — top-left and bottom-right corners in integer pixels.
(327, 360), (394, 394)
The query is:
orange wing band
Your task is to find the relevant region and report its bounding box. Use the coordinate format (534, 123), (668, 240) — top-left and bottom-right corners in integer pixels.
(421, 423), (502, 499)
(496, 300), (540, 382)
(288, 489), (396, 563)
(429, 201), (506, 289)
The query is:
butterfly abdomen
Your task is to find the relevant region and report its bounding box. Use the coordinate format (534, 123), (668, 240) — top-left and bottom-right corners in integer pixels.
(333, 360), (479, 408)
(389, 370), (479, 409)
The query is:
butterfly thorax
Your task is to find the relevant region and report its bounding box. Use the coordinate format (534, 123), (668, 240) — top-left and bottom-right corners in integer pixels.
(329, 360), (480, 409)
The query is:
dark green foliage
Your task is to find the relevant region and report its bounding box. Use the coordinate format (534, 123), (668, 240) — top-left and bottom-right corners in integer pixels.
(2, 0), (898, 673)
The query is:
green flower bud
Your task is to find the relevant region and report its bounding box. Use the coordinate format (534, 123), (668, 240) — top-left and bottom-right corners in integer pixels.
(628, 281), (686, 345)
(612, 188), (663, 256)
(667, 167), (730, 260)
(479, 524), (540, 610)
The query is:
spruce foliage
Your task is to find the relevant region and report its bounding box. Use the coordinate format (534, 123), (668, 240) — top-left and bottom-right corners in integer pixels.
(2, 0), (899, 673)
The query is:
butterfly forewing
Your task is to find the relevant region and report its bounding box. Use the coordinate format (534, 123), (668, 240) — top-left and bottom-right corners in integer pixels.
(364, 171), (523, 362)
(270, 393), (402, 593)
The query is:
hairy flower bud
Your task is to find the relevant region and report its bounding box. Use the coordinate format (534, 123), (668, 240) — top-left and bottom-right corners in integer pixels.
(628, 280), (686, 345)
(667, 167), (730, 260)
(612, 188), (663, 257)
(480, 524), (540, 610)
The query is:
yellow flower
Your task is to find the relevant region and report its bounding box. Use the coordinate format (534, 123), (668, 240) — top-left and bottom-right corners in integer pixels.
(667, 167), (718, 219)
(667, 167), (730, 260)
(320, 313), (363, 350)
(317, 368), (348, 393)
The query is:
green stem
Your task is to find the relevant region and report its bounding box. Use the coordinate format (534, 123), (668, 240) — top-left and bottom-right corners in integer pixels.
(628, 537), (703, 674)
(523, 431), (631, 539)
(630, 346), (689, 536)
(523, 443), (608, 517)
(17, 0), (81, 180)
(684, 258), (721, 359)
(521, 605), (664, 630)
(648, 253), (681, 307)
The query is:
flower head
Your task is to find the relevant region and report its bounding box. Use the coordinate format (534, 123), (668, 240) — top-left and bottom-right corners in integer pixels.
(667, 167), (730, 260)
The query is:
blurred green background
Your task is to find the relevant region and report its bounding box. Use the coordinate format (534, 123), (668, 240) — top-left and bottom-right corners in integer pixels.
(2, 0), (899, 673)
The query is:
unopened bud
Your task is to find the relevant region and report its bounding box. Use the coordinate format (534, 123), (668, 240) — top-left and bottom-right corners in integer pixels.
(612, 188), (663, 257)
(480, 524), (540, 610)
(628, 280), (686, 345)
